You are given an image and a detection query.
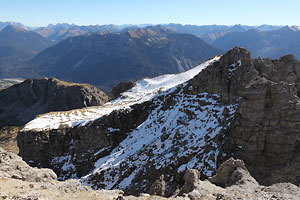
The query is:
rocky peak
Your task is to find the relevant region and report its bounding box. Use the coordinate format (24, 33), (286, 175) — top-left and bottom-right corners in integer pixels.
(188, 46), (253, 103)
(218, 46), (251, 67)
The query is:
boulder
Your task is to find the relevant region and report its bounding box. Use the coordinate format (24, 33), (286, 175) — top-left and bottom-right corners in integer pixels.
(112, 81), (135, 98)
(148, 175), (166, 196)
(209, 158), (258, 188)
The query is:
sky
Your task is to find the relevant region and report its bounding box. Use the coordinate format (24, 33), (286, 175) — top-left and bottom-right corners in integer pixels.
(1, 0), (300, 27)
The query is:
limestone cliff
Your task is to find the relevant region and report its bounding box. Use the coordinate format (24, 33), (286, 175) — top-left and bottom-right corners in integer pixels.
(188, 47), (300, 185)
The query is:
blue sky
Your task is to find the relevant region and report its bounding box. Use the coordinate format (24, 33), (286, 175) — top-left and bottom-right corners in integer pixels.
(1, 0), (300, 26)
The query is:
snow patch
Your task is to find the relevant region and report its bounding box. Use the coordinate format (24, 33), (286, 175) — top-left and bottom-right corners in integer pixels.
(81, 88), (238, 190)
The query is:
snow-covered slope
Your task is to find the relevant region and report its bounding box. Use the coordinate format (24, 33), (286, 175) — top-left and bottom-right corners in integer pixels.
(80, 87), (238, 192)
(22, 56), (220, 131)
(19, 51), (246, 195)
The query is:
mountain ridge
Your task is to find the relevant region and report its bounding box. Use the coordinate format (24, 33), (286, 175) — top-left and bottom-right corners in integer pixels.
(213, 27), (300, 59)
(21, 28), (223, 91)
(0, 25), (54, 77)
(17, 47), (300, 196)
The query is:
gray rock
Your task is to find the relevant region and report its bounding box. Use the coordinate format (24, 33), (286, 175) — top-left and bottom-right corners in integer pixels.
(0, 147), (57, 182)
(112, 82), (135, 98)
(209, 158), (258, 188)
(148, 175), (166, 196)
(183, 169), (200, 185)
(189, 46), (300, 186)
(177, 169), (201, 195)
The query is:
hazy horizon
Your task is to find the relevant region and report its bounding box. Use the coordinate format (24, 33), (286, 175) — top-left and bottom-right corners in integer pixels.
(0, 21), (293, 29)
(1, 0), (299, 27)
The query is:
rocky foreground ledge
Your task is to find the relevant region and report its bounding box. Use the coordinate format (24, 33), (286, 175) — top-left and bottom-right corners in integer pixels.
(0, 147), (299, 200)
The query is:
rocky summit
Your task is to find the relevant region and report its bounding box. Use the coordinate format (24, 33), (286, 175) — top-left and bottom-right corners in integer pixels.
(0, 78), (110, 128)
(17, 47), (300, 198)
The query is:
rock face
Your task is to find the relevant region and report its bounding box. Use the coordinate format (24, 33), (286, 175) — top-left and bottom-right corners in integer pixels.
(177, 169), (201, 195)
(17, 47), (300, 196)
(17, 101), (151, 179)
(188, 46), (300, 185)
(0, 126), (21, 154)
(208, 158), (258, 188)
(112, 81), (135, 98)
(0, 78), (110, 127)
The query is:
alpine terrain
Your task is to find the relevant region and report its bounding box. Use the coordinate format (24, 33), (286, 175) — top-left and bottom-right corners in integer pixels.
(17, 47), (300, 198)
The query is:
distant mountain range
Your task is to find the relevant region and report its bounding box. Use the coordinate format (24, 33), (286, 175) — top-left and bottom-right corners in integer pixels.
(0, 21), (284, 42)
(21, 28), (223, 91)
(1, 21), (300, 91)
(0, 25), (53, 77)
(213, 26), (300, 58)
(156, 24), (283, 43)
(0, 21), (29, 31)
(34, 24), (122, 42)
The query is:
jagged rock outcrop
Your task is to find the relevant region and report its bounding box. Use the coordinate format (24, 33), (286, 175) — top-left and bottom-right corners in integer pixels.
(112, 81), (135, 98)
(0, 78), (109, 127)
(177, 169), (201, 195)
(187, 46), (300, 185)
(17, 47), (300, 196)
(175, 158), (300, 200)
(208, 158), (258, 188)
